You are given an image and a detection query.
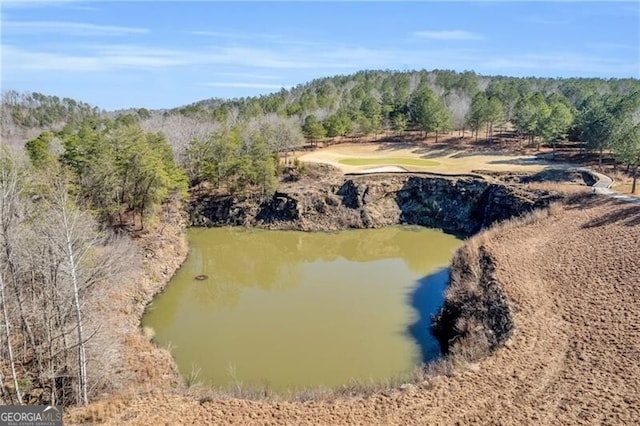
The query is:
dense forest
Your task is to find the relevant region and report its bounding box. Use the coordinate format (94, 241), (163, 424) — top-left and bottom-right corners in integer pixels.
(3, 70), (640, 189)
(1, 69), (639, 406)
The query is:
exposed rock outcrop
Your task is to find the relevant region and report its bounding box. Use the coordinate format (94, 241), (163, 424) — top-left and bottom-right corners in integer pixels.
(189, 166), (563, 236)
(432, 245), (514, 356)
(186, 165), (562, 361)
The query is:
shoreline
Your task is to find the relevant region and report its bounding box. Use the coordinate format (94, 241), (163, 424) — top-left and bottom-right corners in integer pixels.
(67, 173), (555, 418)
(65, 165), (640, 424)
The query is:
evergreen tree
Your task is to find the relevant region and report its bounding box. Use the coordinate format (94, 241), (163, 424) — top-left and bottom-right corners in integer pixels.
(302, 115), (326, 145)
(409, 85), (451, 142)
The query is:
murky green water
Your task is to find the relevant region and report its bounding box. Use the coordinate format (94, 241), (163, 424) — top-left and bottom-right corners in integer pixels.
(142, 227), (461, 393)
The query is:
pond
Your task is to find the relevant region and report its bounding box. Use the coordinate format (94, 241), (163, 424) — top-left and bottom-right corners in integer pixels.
(142, 226), (461, 393)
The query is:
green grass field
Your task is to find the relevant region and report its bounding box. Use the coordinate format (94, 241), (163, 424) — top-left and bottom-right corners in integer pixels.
(338, 157), (439, 167)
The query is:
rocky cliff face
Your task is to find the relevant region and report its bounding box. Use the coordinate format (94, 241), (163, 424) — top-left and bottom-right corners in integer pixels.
(189, 167), (562, 236)
(187, 166), (563, 361)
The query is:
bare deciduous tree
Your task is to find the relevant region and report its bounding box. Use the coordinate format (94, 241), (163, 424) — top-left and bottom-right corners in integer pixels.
(41, 181), (102, 405)
(140, 114), (220, 162)
(0, 151), (26, 404)
(0, 151), (133, 406)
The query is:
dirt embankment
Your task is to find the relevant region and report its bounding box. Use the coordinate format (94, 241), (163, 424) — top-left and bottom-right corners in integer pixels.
(189, 164), (562, 236)
(67, 194), (640, 425)
(84, 201), (189, 402)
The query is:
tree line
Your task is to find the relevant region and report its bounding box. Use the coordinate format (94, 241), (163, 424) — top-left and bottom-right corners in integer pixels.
(25, 117), (188, 229)
(0, 112), (300, 406)
(1, 111), (192, 406)
(3, 70), (640, 197)
(3, 70), (640, 195)
(0, 151), (133, 406)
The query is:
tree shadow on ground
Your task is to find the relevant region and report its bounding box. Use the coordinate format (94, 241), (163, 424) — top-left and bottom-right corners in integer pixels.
(449, 150), (522, 159)
(581, 204), (640, 228)
(564, 194), (640, 228)
(487, 157), (546, 166)
(406, 268), (450, 363)
(368, 141), (425, 154)
(564, 193), (609, 209)
(416, 147), (463, 159)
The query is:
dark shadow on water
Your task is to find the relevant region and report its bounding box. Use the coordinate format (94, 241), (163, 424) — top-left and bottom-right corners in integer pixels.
(406, 267), (450, 363)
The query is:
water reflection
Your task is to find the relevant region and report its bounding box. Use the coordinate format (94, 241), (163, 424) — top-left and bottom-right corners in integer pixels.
(407, 268), (451, 362)
(143, 227), (461, 391)
(186, 226), (457, 294)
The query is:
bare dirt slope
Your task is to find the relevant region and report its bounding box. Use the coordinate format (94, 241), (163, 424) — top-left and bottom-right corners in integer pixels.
(68, 196), (640, 425)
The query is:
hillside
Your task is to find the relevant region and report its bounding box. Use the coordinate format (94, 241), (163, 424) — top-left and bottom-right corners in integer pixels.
(1, 68), (638, 417)
(4, 70), (639, 193)
(66, 195), (640, 424)
(3, 70), (640, 149)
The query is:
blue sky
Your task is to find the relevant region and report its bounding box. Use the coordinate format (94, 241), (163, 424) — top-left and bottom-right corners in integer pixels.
(1, 1), (639, 110)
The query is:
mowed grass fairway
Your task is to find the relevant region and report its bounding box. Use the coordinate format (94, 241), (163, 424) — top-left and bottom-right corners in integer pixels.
(299, 143), (549, 174)
(339, 157), (439, 167)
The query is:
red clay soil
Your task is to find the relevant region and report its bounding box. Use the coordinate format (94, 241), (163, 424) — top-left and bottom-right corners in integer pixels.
(67, 196), (640, 425)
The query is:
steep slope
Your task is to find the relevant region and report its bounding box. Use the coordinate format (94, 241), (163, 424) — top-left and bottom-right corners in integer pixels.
(67, 195), (640, 425)
(189, 165), (561, 236)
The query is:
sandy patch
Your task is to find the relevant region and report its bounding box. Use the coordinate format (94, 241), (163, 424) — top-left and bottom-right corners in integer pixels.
(356, 165), (409, 173)
(613, 183), (640, 198)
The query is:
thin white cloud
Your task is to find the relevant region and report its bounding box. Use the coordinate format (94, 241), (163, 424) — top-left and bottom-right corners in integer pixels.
(190, 30), (324, 48)
(521, 16), (572, 25)
(2, 0), (81, 8)
(2, 1), (100, 11)
(413, 30), (484, 41)
(197, 46), (354, 69)
(3, 20), (148, 36)
(201, 82), (290, 89)
(1, 43), (349, 72)
(190, 31), (280, 41)
(481, 53), (638, 76)
(580, 5), (639, 18)
(2, 45), (185, 71)
(3, 41), (637, 79)
(586, 42), (635, 51)
(213, 72), (280, 80)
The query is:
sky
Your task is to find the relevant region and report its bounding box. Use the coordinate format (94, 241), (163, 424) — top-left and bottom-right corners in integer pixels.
(1, 1), (639, 110)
